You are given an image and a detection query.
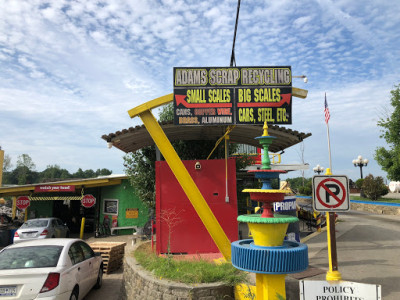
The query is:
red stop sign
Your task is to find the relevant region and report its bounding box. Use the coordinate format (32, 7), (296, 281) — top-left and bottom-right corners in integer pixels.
(16, 196), (30, 209)
(81, 194), (96, 208)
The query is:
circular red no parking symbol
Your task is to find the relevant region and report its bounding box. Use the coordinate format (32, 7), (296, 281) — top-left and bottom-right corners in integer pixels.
(316, 178), (347, 209)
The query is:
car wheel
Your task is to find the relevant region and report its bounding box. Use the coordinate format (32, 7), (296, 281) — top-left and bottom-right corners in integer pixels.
(70, 288), (79, 300)
(94, 265), (103, 289)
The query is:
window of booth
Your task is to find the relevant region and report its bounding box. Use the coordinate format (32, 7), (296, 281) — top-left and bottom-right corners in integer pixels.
(103, 199), (119, 215)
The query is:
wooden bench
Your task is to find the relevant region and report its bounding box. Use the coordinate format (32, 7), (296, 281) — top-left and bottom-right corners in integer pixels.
(110, 226), (138, 235)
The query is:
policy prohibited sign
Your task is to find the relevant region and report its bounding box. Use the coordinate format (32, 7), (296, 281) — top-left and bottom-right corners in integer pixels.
(312, 175), (350, 212)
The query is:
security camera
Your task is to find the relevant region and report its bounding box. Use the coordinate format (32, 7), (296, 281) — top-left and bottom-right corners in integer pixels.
(195, 162), (201, 170)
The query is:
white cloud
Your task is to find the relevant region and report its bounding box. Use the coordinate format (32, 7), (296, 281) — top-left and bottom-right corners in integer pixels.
(0, 0), (399, 180)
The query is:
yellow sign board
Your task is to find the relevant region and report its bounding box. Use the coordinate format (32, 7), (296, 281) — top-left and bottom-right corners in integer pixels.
(126, 208), (138, 219)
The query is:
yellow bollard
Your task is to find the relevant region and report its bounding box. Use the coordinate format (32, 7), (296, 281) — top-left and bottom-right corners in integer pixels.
(80, 217), (85, 239)
(256, 273), (286, 299)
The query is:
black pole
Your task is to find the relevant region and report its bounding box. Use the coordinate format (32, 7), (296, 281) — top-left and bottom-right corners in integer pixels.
(360, 165), (363, 179)
(230, 0), (241, 67)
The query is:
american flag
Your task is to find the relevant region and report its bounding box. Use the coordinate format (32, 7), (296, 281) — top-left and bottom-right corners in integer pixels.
(324, 93), (330, 124)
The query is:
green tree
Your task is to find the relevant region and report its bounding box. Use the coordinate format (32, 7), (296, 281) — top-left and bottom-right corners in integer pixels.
(375, 84), (400, 181)
(3, 154), (12, 172)
(39, 165), (71, 182)
(362, 174), (389, 200)
(95, 168), (113, 176)
(355, 178), (364, 190)
(15, 154), (37, 184)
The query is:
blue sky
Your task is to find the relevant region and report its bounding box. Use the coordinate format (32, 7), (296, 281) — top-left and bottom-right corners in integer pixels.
(0, 0), (399, 182)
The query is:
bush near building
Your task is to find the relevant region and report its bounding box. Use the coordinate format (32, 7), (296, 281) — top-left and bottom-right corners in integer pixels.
(362, 174), (389, 200)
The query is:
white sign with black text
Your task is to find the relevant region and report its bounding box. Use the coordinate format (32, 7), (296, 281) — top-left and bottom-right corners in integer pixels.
(313, 175), (350, 212)
(300, 280), (381, 300)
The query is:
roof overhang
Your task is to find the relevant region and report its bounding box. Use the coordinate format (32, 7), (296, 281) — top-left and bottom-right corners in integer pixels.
(0, 175), (128, 197)
(102, 121), (312, 154)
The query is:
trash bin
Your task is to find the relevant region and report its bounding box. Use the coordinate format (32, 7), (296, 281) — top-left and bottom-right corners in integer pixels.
(0, 229), (11, 247)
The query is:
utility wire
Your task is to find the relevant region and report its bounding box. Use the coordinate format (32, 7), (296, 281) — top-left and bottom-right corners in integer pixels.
(230, 0), (241, 67)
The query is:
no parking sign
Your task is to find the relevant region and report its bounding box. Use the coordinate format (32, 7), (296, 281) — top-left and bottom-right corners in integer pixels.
(312, 175), (350, 212)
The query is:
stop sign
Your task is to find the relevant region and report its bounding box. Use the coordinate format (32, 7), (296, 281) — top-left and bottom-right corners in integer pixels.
(81, 194), (96, 208)
(16, 196), (30, 209)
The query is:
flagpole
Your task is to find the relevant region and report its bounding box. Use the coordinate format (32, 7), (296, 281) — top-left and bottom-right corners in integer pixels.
(323, 92), (341, 281)
(324, 92), (333, 172)
(326, 123), (332, 171)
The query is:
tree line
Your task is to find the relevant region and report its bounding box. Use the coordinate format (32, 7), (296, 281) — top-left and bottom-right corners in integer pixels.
(2, 153), (112, 185)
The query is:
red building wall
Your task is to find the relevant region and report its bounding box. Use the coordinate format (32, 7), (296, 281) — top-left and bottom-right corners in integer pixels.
(156, 159), (238, 254)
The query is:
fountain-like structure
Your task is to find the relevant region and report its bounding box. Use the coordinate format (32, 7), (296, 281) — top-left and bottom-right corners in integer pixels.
(231, 122), (308, 299)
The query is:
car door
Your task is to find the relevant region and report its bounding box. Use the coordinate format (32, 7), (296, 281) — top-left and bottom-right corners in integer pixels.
(50, 219), (58, 237)
(78, 242), (99, 287)
(56, 219), (68, 237)
(68, 242), (92, 298)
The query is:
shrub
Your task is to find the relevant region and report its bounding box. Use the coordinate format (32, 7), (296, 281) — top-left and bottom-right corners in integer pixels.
(355, 178), (364, 189)
(362, 174), (389, 200)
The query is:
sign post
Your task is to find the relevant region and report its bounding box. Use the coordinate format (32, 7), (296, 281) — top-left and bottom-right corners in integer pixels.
(312, 173), (350, 281)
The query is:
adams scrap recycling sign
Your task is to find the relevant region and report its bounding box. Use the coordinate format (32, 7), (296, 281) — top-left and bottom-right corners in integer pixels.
(173, 66), (292, 126)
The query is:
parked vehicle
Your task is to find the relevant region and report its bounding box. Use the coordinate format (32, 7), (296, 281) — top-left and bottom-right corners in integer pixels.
(0, 238), (103, 299)
(13, 218), (70, 244)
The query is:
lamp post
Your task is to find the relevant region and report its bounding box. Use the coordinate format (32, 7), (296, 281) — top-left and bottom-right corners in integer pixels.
(313, 164), (324, 174)
(293, 75), (308, 83)
(352, 155), (369, 179)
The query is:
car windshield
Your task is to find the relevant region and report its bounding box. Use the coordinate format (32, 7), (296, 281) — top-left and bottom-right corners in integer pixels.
(21, 219), (49, 228)
(0, 246), (63, 269)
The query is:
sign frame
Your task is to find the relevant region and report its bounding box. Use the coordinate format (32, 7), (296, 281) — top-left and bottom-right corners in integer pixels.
(299, 280), (382, 300)
(312, 175), (350, 212)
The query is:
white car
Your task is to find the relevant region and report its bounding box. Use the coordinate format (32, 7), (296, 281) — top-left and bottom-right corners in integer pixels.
(14, 218), (70, 244)
(0, 239), (103, 300)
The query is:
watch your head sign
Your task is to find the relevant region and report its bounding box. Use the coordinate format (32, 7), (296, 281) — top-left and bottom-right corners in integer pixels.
(173, 66), (292, 126)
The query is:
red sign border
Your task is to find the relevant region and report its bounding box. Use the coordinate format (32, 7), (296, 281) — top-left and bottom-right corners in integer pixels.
(316, 178), (347, 209)
(81, 194), (96, 208)
(16, 196), (31, 210)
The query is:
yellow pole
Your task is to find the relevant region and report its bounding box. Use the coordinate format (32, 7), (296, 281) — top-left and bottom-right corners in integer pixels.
(324, 168), (342, 281)
(12, 197), (16, 219)
(0, 149), (4, 187)
(137, 110), (232, 260)
(80, 217), (85, 239)
(256, 274), (286, 300)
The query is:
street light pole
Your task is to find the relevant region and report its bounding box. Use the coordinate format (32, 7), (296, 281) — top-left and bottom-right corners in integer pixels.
(313, 164), (324, 175)
(352, 155), (369, 179)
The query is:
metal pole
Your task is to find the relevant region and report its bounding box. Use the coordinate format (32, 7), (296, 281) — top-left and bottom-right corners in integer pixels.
(326, 124), (332, 171)
(360, 165), (363, 179)
(325, 168), (341, 281)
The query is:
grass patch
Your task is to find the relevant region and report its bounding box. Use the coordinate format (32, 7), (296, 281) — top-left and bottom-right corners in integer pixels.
(350, 196), (400, 203)
(133, 243), (248, 285)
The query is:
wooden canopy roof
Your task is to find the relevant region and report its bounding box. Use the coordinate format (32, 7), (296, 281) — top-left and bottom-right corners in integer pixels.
(102, 121), (311, 154)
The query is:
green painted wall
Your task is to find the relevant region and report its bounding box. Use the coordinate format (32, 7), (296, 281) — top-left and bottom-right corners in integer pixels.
(100, 179), (149, 234)
(27, 201), (53, 219)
